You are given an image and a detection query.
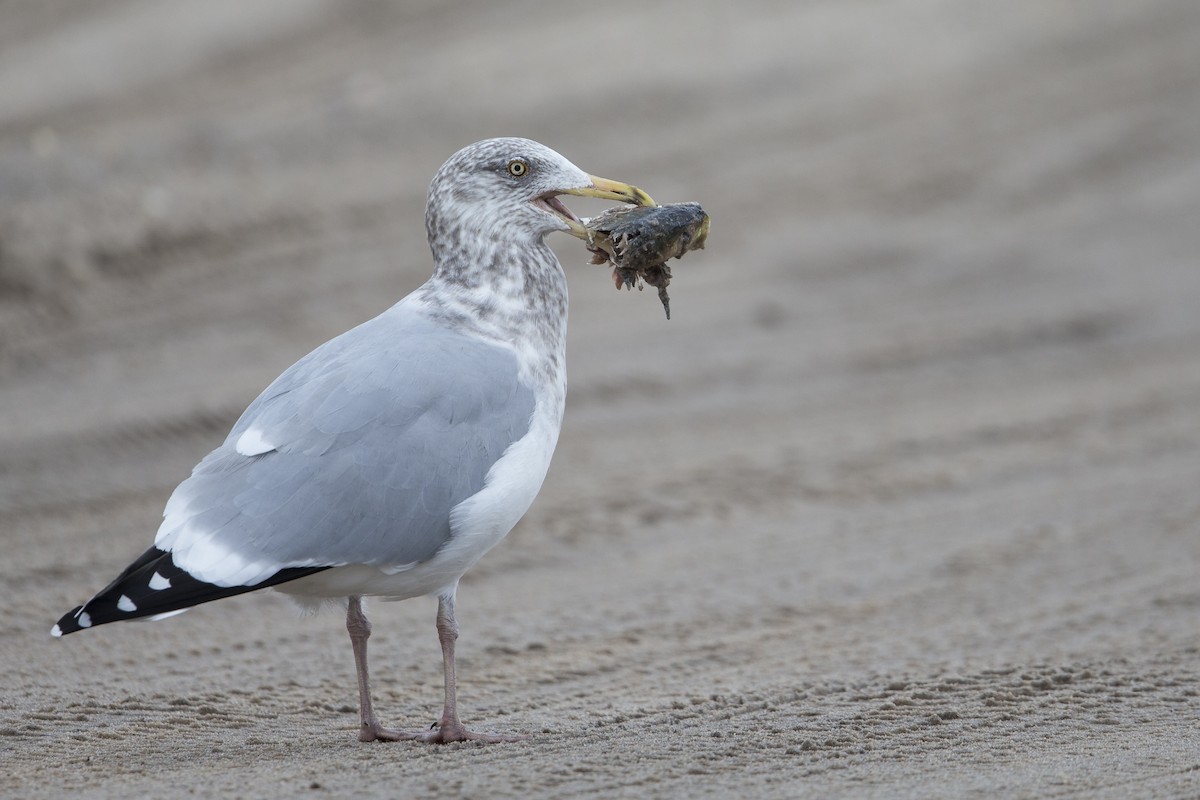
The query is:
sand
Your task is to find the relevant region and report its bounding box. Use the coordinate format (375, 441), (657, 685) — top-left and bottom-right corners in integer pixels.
(2, 2), (1199, 798)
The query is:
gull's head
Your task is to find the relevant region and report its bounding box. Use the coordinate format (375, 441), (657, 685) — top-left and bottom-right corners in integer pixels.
(427, 138), (655, 245)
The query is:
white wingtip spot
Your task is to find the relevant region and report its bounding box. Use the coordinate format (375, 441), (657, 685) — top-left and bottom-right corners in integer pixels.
(117, 595), (138, 612)
(149, 572), (171, 590)
(235, 428), (276, 456)
(77, 611), (92, 629)
(50, 624), (63, 638)
(147, 609), (188, 622)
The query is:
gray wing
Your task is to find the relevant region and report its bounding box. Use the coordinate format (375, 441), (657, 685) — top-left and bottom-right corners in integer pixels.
(154, 303), (536, 586)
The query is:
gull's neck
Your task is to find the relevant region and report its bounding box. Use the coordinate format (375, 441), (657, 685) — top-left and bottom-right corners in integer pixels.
(419, 232), (569, 399)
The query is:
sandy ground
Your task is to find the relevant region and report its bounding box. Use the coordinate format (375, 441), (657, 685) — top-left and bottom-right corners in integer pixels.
(2, 1), (1199, 798)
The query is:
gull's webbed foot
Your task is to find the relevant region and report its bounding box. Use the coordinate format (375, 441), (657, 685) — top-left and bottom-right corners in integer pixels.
(360, 719), (527, 744)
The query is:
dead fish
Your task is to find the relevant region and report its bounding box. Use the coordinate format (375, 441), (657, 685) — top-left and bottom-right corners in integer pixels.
(581, 202), (710, 319)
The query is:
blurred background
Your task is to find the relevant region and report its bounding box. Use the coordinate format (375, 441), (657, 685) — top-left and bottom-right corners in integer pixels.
(2, 1), (1199, 797)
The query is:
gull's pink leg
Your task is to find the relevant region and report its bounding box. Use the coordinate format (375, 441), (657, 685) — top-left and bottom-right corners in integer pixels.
(418, 591), (527, 743)
(346, 595), (412, 742)
(345, 592), (526, 744)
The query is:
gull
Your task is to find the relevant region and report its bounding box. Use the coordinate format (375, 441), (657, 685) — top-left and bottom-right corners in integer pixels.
(52, 137), (655, 743)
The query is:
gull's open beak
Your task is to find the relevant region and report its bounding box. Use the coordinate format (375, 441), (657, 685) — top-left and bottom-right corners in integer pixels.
(563, 176), (657, 208)
(537, 175), (657, 239)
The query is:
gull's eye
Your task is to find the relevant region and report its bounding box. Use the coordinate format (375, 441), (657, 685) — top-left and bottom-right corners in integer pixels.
(507, 159), (529, 178)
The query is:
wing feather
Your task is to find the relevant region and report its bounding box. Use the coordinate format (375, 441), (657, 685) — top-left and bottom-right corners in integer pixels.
(154, 303), (536, 588)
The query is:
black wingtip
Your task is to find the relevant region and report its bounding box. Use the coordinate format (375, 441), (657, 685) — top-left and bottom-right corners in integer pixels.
(51, 547), (329, 636)
(51, 605), (86, 637)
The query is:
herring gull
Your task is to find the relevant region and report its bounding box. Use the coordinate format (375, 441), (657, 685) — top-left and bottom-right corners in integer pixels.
(51, 137), (655, 743)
